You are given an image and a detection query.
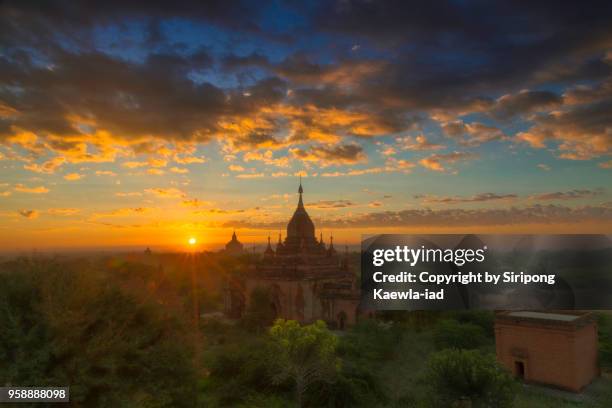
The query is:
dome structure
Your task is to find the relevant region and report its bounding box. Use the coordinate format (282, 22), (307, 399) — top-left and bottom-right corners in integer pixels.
(284, 179), (318, 251)
(224, 230), (244, 254)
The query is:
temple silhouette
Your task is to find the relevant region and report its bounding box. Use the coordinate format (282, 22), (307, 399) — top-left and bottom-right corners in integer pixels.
(224, 180), (360, 328)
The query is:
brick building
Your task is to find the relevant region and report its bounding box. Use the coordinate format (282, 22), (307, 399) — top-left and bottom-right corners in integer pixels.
(495, 311), (599, 392)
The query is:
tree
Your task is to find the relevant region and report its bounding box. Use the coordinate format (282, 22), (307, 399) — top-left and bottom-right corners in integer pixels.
(424, 349), (517, 408)
(243, 287), (276, 332)
(432, 319), (488, 350)
(268, 319), (340, 407)
(0, 258), (198, 407)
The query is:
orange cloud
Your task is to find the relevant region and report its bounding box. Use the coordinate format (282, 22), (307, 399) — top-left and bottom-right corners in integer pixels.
(170, 167), (189, 174)
(63, 173), (83, 181)
(144, 188), (185, 198)
(23, 156), (66, 174)
(236, 173), (264, 179)
(47, 208), (80, 216)
(95, 170), (118, 176)
(419, 151), (477, 172)
(14, 184), (49, 194)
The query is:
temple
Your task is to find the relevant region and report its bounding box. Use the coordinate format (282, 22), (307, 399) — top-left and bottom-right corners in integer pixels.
(224, 180), (360, 328)
(222, 230), (244, 255)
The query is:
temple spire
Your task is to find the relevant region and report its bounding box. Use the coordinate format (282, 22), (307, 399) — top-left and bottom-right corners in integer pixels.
(297, 176), (304, 209)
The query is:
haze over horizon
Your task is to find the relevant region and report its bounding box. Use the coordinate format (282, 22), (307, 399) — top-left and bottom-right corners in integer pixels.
(1, 1), (611, 251)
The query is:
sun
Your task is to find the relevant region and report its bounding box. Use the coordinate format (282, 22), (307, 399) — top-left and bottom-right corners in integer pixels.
(188, 237), (197, 246)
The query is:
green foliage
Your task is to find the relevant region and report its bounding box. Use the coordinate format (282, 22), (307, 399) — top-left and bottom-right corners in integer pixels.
(597, 313), (612, 369)
(432, 319), (488, 350)
(339, 319), (403, 361)
(269, 319), (340, 407)
(306, 362), (388, 408)
(423, 349), (517, 408)
(445, 311), (495, 337)
(0, 258), (198, 407)
(242, 287), (276, 332)
(0, 261), (52, 385)
(237, 394), (295, 408)
(206, 338), (282, 406)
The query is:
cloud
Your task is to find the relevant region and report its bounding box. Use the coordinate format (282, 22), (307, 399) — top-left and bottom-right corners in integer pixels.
(419, 151), (477, 172)
(23, 156), (66, 174)
(491, 90), (563, 119)
(441, 121), (505, 146)
(236, 173), (264, 179)
(310, 200), (356, 209)
(290, 143), (366, 166)
(229, 164), (245, 172)
(194, 208), (247, 215)
(63, 172), (83, 181)
(528, 189), (604, 201)
(47, 208), (80, 216)
(397, 135), (445, 151)
(226, 204), (612, 229)
(173, 155), (206, 164)
(144, 187), (184, 198)
(115, 191), (142, 197)
(18, 209), (39, 219)
(14, 184), (49, 193)
(123, 161), (149, 169)
(91, 207), (151, 219)
(95, 170), (117, 176)
(417, 193), (518, 204)
(320, 166), (392, 177)
(181, 198), (213, 207)
(169, 166), (189, 174)
(146, 168), (165, 175)
(537, 164), (551, 171)
(243, 150), (290, 167)
(516, 88), (612, 159)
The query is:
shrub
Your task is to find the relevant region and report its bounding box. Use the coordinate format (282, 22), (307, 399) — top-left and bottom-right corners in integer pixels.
(423, 349), (517, 408)
(433, 319), (488, 350)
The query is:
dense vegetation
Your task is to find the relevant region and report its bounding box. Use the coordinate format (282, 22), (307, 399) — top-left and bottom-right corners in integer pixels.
(1, 255), (611, 407)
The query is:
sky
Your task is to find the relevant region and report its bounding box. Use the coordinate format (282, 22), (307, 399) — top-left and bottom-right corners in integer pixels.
(0, 0), (611, 252)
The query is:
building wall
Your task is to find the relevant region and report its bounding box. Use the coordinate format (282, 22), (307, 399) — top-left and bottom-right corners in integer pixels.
(573, 323), (599, 389)
(495, 320), (598, 392)
(244, 277), (358, 328)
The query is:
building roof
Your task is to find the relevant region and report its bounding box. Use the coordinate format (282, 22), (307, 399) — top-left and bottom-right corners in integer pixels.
(506, 311), (580, 322)
(496, 310), (595, 328)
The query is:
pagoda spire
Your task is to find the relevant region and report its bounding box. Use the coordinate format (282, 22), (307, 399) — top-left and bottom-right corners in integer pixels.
(264, 234), (274, 256)
(297, 175), (304, 209)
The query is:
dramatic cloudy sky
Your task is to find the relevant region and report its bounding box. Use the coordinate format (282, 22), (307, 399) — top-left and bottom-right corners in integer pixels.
(0, 1), (611, 250)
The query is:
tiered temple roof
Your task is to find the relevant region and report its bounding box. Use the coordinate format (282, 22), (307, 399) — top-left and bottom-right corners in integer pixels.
(255, 180), (351, 280)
